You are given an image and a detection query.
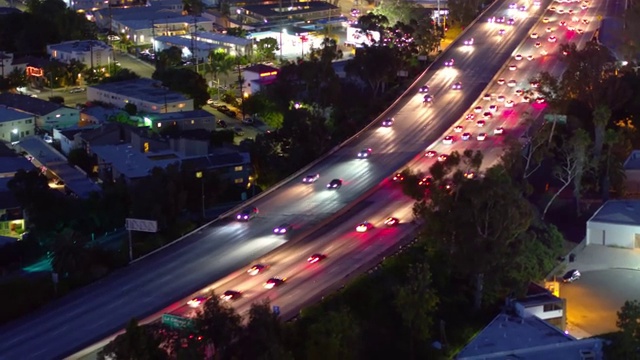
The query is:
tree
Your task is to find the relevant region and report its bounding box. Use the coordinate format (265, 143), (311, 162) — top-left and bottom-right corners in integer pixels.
(182, 0), (204, 15)
(255, 37), (279, 62)
(305, 307), (360, 360)
(592, 104), (611, 162)
(373, 0), (420, 25)
(194, 293), (242, 358)
(124, 103), (137, 116)
(101, 68), (140, 84)
(236, 300), (292, 360)
(156, 46), (183, 72)
(99, 318), (169, 360)
(608, 300), (640, 359)
(66, 59), (86, 85)
(153, 68), (210, 108)
(394, 262), (439, 359)
(542, 129), (592, 219)
(345, 46), (400, 97)
(357, 13), (389, 32)
(501, 121), (553, 183)
(448, 0), (484, 25)
(205, 50), (235, 82)
(410, 19), (443, 55)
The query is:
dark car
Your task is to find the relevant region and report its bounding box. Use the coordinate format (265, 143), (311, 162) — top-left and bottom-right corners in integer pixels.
(220, 290), (242, 301)
(562, 269), (581, 283)
(273, 223), (292, 235)
(216, 105), (230, 112)
(247, 264), (267, 276)
(217, 119), (228, 128)
(381, 118), (394, 127)
(419, 85), (430, 93)
(307, 253), (327, 264)
(327, 179), (342, 189)
(264, 277), (286, 289)
(236, 207), (258, 221)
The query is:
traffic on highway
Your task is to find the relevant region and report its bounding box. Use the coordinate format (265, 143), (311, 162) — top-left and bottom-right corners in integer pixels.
(0, 0), (606, 358)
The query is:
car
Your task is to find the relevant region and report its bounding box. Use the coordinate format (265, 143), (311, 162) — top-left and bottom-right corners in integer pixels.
(216, 104), (230, 112)
(454, 125), (464, 133)
(546, 27), (553, 32)
(463, 38), (475, 46)
(509, 2), (517, 8)
(477, 133), (487, 141)
(530, 32), (539, 39)
(536, 97), (546, 104)
(483, 93), (492, 101)
(514, 54), (523, 61)
(302, 173), (320, 183)
(233, 126), (244, 136)
(384, 217), (399, 226)
(534, 42), (542, 48)
(464, 171), (476, 179)
(423, 94), (434, 103)
(507, 80), (517, 87)
(580, 3), (588, 9)
(577, 28), (584, 34)
(216, 119), (227, 128)
(438, 154), (448, 162)
(559, 20), (567, 26)
(474, 106), (483, 113)
(509, 64), (517, 71)
(476, 120), (486, 127)
(392, 172), (405, 181)
(550, 6), (557, 11)
(494, 127), (505, 135)
(107, 34), (121, 41)
(496, 16), (505, 23)
(187, 297), (206, 307)
(541, 49), (548, 56)
(307, 254), (327, 264)
(264, 277), (286, 289)
(498, 29), (506, 36)
(582, 19), (589, 24)
(444, 58), (455, 67)
(543, 17), (550, 23)
(489, 105), (498, 112)
(207, 98), (215, 105)
(530, 80), (540, 88)
(505, 100), (515, 108)
(451, 82), (462, 90)
(483, 112), (493, 119)
(465, 113), (476, 121)
(488, 16), (496, 23)
(247, 264), (267, 276)
(242, 117), (254, 125)
(220, 290), (242, 301)
(548, 35), (557, 42)
(557, 8), (564, 13)
(518, 5), (526, 11)
(357, 148), (372, 158)
(497, 95), (506, 102)
(419, 85), (430, 93)
(507, 18), (515, 25)
(425, 150), (437, 158)
(497, 78), (506, 85)
(522, 95), (531, 103)
(568, 9), (574, 14)
(381, 118), (394, 127)
(418, 176), (433, 187)
(442, 135), (454, 145)
(69, 87), (85, 93)
(526, 54), (534, 61)
(236, 207), (258, 221)
(327, 179), (342, 189)
(562, 269), (581, 283)
(562, 49), (570, 56)
(273, 223), (292, 235)
(356, 222), (374, 232)
(462, 132), (471, 141)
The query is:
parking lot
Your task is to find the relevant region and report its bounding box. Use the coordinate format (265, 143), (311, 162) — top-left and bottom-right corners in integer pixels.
(557, 244), (640, 338)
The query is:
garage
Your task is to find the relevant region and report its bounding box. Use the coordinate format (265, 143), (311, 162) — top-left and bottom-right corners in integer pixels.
(586, 200), (640, 248)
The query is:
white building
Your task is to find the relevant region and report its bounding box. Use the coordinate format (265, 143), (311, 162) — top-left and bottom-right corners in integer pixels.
(0, 107), (36, 143)
(153, 36), (223, 63)
(0, 52), (27, 78)
(47, 40), (114, 69)
(586, 200), (640, 248)
(0, 93), (80, 131)
(87, 78), (194, 113)
(241, 64), (278, 96)
(142, 110), (216, 132)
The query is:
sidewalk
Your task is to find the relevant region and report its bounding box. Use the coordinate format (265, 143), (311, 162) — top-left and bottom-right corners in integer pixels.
(563, 244), (640, 273)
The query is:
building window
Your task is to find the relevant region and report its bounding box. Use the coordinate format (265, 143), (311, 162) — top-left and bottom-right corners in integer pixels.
(191, 120), (195, 124)
(234, 166), (243, 171)
(26, 119), (32, 124)
(234, 178), (243, 184)
(543, 303), (561, 312)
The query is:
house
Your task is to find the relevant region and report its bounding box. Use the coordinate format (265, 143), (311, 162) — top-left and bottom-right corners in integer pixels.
(586, 200), (640, 248)
(238, 2), (341, 25)
(456, 313), (603, 359)
(511, 283), (566, 331)
(190, 32), (253, 57)
(0, 143), (35, 239)
(87, 78), (194, 113)
(0, 93), (80, 131)
(241, 64), (278, 96)
(142, 110), (216, 132)
(53, 127), (89, 156)
(80, 106), (123, 126)
(624, 149), (640, 195)
(0, 106), (36, 143)
(47, 40), (114, 69)
(0, 52), (27, 78)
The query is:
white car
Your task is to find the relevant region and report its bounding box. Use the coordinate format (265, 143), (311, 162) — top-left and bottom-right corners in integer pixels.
(546, 27), (553, 32)
(302, 174), (320, 183)
(509, 64), (517, 71)
(530, 33), (539, 39)
(443, 136), (454, 145)
(477, 133), (487, 141)
(514, 54), (523, 61)
(507, 80), (517, 87)
(505, 100), (515, 108)
(474, 106), (483, 113)
(497, 78), (506, 85)
(494, 127), (505, 135)
(463, 38), (475, 46)
(489, 105), (499, 113)
(483, 93), (492, 101)
(548, 35), (557, 42)
(476, 120), (486, 127)
(454, 125), (463, 133)
(526, 54), (534, 61)
(497, 95), (505, 102)
(534, 42), (542, 48)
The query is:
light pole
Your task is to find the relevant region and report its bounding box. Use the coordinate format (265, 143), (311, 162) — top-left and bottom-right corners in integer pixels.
(196, 171), (205, 219)
(280, 28), (284, 61)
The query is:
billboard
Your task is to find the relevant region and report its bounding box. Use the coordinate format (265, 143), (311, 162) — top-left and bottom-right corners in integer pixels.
(346, 27), (381, 47)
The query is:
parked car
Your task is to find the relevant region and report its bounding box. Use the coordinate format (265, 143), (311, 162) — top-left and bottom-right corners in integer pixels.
(233, 126), (244, 136)
(562, 269), (581, 283)
(69, 87), (85, 93)
(217, 119), (227, 128)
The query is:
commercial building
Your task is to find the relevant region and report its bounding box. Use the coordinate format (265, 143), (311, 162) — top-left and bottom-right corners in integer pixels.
(142, 110), (216, 132)
(586, 200), (640, 248)
(0, 107), (36, 143)
(238, 2), (340, 25)
(153, 36), (223, 63)
(87, 78), (194, 113)
(241, 64), (278, 96)
(47, 40), (114, 69)
(190, 32), (253, 57)
(0, 93), (80, 131)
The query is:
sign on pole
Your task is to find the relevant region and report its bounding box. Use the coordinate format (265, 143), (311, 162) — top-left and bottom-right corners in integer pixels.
(543, 114), (567, 124)
(126, 218), (158, 233)
(162, 314), (194, 329)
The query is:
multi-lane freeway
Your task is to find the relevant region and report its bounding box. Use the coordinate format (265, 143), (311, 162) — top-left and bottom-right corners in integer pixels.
(0, 0), (605, 358)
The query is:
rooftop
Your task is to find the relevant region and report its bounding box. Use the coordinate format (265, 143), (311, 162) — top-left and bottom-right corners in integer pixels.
(145, 109), (213, 121)
(48, 40), (111, 53)
(456, 314), (603, 360)
(191, 31), (253, 47)
(154, 36), (223, 53)
(244, 64), (279, 74)
(0, 106), (35, 123)
(242, 1), (339, 18)
(623, 149), (640, 170)
(89, 78), (190, 104)
(588, 200), (640, 226)
(0, 143), (35, 176)
(0, 93), (66, 116)
(92, 144), (181, 179)
(118, 15), (210, 30)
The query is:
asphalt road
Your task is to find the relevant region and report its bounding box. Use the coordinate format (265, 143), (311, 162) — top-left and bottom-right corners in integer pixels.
(0, 1), (595, 359)
(561, 269), (640, 335)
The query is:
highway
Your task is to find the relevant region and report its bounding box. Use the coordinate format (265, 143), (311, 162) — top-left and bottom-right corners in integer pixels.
(0, 0), (599, 358)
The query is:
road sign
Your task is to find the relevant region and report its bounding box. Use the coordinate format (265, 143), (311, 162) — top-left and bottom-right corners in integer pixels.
(161, 314), (194, 329)
(272, 305), (280, 316)
(125, 218), (158, 233)
(543, 114), (567, 124)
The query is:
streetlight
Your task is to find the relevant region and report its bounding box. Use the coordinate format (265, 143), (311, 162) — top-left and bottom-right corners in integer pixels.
(196, 171), (205, 219)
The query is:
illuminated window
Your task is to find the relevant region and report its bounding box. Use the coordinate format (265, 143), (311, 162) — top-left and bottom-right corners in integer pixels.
(191, 120), (194, 124)
(234, 178), (244, 184)
(157, 123), (162, 127)
(234, 166), (243, 171)
(143, 142), (150, 152)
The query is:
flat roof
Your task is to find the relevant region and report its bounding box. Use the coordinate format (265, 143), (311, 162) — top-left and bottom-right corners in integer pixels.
(0, 145), (35, 175)
(0, 93), (65, 116)
(191, 31), (253, 47)
(456, 314), (603, 359)
(244, 64), (278, 74)
(0, 106), (34, 123)
(588, 200), (640, 226)
(517, 293), (563, 307)
(145, 109), (213, 121)
(90, 78), (190, 104)
(242, 1), (338, 17)
(623, 150), (640, 170)
(155, 36), (223, 52)
(91, 144), (181, 179)
(48, 40), (111, 53)
(118, 15), (210, 30)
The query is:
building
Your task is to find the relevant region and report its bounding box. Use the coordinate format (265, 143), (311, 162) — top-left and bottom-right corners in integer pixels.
(238, 2), (340, 25)
(0, 143), (35, 239)
(0, 107), (36, 143)
(0, 93), (80, 131)
(53, 127), (90, 156)
(624, 149), (640, 195)
(153, 36), (224, 63)
(456, 313), (603, 359)
(586, 200), (640, 248)
(142, 110), (216, 132)
(47, 40), (114, 69)
(512, 283), (566, 331)
(190, 32), (253, 57)
(0, 52), (27, 79)
(87, 78), (194, 113)
(241, 64), (278, 96)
